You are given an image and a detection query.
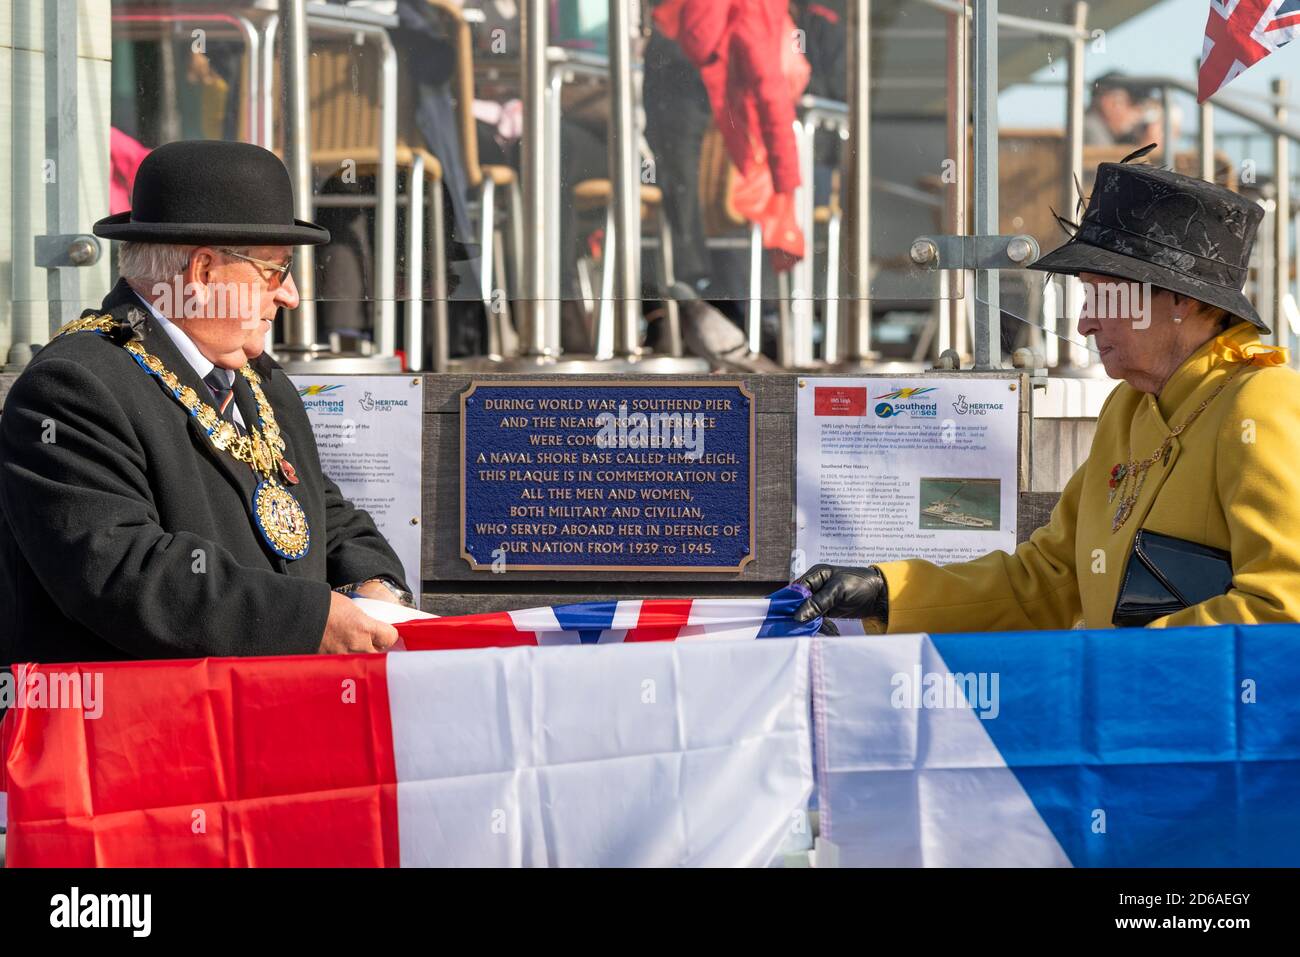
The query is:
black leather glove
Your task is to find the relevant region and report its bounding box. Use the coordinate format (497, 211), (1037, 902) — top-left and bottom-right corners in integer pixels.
(793, 564), (889, 626)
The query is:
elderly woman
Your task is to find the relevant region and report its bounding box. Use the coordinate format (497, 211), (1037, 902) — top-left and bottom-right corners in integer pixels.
(795, 160), (1300, 632)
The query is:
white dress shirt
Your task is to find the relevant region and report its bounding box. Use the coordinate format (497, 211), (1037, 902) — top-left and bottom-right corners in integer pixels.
(134, 292), (246, 428)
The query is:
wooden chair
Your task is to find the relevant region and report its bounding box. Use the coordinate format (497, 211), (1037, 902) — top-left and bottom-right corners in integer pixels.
(571, 178), (683, 358)
(302, 36), (449, 368)
(425, 0), (523, 358)
(698, 128), (841, 364)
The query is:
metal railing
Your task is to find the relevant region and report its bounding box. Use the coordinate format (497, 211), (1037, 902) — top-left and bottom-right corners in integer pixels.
(28, 0), (1299, 376)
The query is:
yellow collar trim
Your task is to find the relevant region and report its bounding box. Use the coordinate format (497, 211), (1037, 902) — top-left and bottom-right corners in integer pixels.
(1210, 337), (1289, 366)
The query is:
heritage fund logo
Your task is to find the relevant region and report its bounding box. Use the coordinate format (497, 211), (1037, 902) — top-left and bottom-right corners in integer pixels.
(358, 389), (411, 414)
(50, 887), (152, 937)
(890, 665), (1001, 719)
(951, 394), (1006, 416)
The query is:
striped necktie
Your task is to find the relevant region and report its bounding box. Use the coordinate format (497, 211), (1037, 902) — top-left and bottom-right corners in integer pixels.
(203, 369), (244, 433)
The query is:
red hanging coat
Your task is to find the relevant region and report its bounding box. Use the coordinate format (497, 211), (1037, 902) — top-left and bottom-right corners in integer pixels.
(655, 0), (810, 270)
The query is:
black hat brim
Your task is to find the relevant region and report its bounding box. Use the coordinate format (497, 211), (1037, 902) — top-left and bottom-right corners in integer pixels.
(93, 211), (331, 246)
(1029, 237), (1268, 333)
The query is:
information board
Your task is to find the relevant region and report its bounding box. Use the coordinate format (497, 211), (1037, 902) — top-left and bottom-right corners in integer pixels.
(795, 376), (1020, 572)
(291, 374), (424, 591)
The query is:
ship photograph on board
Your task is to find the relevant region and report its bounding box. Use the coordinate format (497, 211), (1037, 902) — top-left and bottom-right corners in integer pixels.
(918, 478), (1000, 531)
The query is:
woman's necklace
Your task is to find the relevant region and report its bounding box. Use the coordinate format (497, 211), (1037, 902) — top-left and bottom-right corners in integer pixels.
(1107, 362), (1247, 533)
(54, 314), (311, 560)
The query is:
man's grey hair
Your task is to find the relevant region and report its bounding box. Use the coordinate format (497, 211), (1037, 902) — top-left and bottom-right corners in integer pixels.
(118, 242), (249, 285)
(117, 242), (196, 286)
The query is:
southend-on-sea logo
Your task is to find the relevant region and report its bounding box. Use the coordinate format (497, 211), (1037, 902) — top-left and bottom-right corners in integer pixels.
(873, 386), (937, 419)
(297, 383), (345, 415)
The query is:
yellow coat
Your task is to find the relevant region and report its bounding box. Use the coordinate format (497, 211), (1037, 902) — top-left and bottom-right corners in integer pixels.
(877, 322), (1300, 632)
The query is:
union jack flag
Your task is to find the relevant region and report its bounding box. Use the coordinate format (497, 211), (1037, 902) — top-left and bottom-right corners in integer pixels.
(393, 586), (821, 651)
(1199, 0), (1300, 102)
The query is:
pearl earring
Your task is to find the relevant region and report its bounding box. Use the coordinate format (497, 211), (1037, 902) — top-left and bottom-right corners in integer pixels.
(1173, 313), (1183, 324)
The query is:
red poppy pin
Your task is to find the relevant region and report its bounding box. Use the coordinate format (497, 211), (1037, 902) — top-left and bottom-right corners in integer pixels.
(280, 458), (300, 485)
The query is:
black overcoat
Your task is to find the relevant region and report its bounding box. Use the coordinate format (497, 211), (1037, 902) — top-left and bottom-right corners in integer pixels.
(0, 280), (408, 665)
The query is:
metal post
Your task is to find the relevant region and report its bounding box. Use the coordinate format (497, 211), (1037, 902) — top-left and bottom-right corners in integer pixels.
(792, 116), (816, 367)
(842, 0), (872, 362)
(281, 0), (316, 348)
(374, 28), (398, 357)
(945, 0), (969, 362)
(158, 30), (181, 145)
(972, 0), (1000, 370)
(545, 65), (564, 355)
(405, 155), (425, 371)
(431, 166), (450, 372)
(609, 0), (642, 358)
(238, 17), (260, 146)
(1199, 60), (1215, 182)
(261, 14), (278, 148)
(521, 0), (551, 357)
(747, 224), (764, 355)
(1258, 198), (1276, 336)
(1063, 1), (1087, 368)
(43, 0), (82, 339)
(1161, 84), (1177, 164)
(1274, 78), (1291, 350)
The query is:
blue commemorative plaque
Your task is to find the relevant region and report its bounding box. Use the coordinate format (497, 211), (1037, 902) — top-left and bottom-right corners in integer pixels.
(461, 381), (754, 571)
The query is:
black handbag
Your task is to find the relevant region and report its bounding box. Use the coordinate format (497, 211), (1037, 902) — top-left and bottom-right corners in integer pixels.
(1111, 530), (1234, 627)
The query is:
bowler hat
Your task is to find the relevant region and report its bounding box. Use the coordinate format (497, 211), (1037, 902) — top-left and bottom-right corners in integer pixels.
(94, 140), (331, 246)
(1029, 159), (1267, 332)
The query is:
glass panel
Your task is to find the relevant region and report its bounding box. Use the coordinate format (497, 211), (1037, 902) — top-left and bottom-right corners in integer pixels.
(17, 1), (1288, 372)
(3, 0), (118, 369)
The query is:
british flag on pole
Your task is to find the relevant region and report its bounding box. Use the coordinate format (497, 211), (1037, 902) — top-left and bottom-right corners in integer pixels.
(1199, 0), (1300, 102)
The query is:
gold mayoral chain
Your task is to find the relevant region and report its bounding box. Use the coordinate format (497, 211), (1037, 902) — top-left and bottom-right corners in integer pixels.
(1106, 361), (1247, 533)
(53, 314), (311, 560)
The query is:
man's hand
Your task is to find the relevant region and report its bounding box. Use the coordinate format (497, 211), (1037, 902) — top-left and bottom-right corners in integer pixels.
(319, 591), (400, 654)
(793, 564), (888, 625)
(354, 578), (403, 604)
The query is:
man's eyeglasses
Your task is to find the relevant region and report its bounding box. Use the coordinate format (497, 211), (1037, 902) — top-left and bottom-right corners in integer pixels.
(218, 248), (293, 286)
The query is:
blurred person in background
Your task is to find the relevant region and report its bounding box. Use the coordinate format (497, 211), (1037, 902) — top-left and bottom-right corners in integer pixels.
(1084, 72), (1158, 146)
(645, 0), (808, 368)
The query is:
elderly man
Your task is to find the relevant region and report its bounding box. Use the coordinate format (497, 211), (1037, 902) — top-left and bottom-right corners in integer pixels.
(0, 140), (409, 665)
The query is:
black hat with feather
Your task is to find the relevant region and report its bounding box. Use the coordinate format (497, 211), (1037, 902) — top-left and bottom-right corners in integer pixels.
(1029, 144), (1268, 333)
